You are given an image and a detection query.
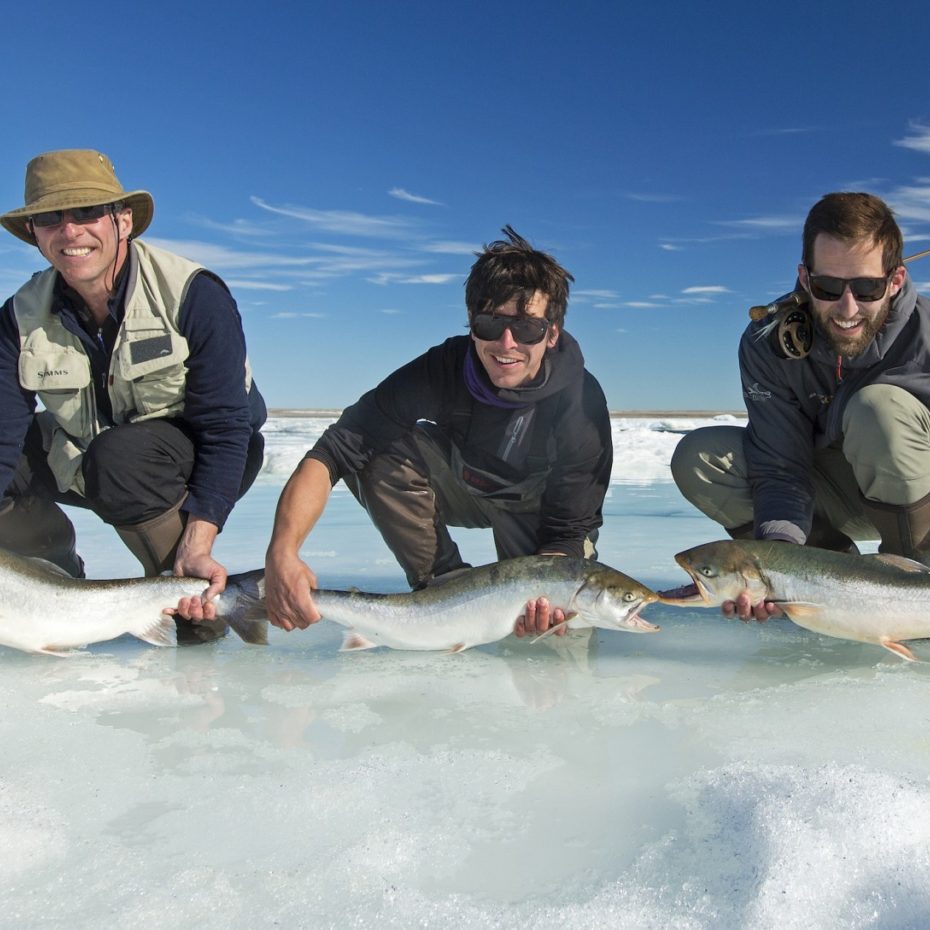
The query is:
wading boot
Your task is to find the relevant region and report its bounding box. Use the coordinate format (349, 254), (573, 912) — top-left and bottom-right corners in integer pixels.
(0, 495), (85, 577)
(116, 500), (227, 644)
(861, 492), (930, 566)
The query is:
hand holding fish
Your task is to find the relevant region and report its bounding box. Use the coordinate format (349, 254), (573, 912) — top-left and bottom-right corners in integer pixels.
(265, 548), (321, 631)
(722, 593), (784, 623)
(170, 518), (228, 621)
(514, 597), (568, 637)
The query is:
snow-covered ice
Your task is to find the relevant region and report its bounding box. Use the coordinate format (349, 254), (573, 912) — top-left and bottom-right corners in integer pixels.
(3, 414), (929, 930)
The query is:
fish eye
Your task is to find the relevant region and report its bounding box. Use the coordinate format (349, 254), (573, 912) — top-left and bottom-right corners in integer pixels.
(623, 592), (635, 602)
(700, 567), (713, 577)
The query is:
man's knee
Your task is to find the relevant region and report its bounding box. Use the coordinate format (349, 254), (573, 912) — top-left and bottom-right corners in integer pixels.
(843, 384), (930, 446)
(82, 422), (193, 524)
(670, 425), (744, 494)
(843, 385), (930, 504)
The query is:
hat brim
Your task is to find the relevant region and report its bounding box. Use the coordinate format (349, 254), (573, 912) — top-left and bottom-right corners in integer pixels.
(0, 190), (154, 245)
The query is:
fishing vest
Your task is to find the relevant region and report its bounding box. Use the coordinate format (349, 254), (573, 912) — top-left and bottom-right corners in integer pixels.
(12, 240), (249, 495)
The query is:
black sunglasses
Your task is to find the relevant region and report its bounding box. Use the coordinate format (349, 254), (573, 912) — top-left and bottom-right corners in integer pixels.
(29, 202), (122, 229)
(805, 268), (893, 303)
(470, 313), (550, 345)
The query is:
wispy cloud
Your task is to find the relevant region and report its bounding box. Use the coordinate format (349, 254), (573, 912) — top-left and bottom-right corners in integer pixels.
(186, 215), (277, 238)
(886, 179), (930, 223)
(625, 192), (685, 204)
(270, 311), (327, 319)
(226, 280), (293, 291)
(148, 237), (426, 284)
(660, 232), (758, 246)
(893, 121), (930, 154)
(389, 187), (444, 206)
(682, 285), (731, 295)
(250, 196), (417, 238)
(423, 240), (479, 255)
(368, 272), (459, 285)
(148, 238), (321, 270)
(574, 289), (620, 301)
(717, 215), (802, 232)
(750, 126), (820, 137)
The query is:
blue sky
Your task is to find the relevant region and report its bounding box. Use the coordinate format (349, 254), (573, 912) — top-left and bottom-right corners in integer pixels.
(2, 0), (929, 411)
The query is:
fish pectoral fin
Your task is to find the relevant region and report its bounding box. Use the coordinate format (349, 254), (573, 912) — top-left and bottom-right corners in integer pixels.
(881, 639), (919, 662)
(773, 600), (824, 620)
(339, 631), (379, 652)
(134, 614), (178, 648)
(445, 643), (468, 654)
(35, 644), (83, 657)
(872, 553), (930, 574)
(531, 620), (570, 643)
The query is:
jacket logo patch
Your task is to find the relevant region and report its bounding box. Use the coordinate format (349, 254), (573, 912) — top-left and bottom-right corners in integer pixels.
(744, 382), (773, 402)
(37, 368), (69, 379)
(130, 335), (174, 365)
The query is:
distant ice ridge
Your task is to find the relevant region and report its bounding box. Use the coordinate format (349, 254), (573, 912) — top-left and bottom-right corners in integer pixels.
(256, 414), (744, 486)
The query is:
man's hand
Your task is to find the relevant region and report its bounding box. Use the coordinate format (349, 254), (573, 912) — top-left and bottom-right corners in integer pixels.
(173, 517), (225, 621)
(265, 547), (321, 631)
(514, 596), (568, 638)
(722, 592), (784, 623)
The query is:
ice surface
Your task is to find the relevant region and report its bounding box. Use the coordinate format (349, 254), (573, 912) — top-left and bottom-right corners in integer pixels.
(3, 415), (929, 930)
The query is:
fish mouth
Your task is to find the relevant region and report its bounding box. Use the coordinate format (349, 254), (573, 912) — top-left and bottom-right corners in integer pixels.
(657, 575), (708, 605)
(623, 601), (661, 633)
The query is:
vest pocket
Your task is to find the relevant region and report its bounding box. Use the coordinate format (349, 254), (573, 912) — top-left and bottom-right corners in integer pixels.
(115, 327), (189, 417)
(19, 347), (96, 439)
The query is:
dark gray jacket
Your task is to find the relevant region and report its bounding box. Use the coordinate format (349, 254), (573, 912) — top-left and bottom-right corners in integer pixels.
(739, 277), (930, 542)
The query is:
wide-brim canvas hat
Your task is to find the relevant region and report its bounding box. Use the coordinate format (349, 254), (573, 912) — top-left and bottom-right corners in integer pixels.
(0, 149), (154, 245)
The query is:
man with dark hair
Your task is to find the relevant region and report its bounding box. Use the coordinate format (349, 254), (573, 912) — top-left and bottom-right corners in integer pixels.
(672, 192), (929, 619)
(0, 150), (266, 639)
(256, 226), (612, 635)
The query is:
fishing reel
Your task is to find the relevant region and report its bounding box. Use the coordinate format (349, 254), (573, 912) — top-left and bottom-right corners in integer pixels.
(748, 289), (813, 360)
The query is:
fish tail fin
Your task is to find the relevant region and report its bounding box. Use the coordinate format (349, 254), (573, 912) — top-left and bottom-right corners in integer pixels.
(223, 570), (269, 645)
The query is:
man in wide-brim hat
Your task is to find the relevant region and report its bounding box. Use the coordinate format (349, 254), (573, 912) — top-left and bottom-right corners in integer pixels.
(0, 150), (267, 642)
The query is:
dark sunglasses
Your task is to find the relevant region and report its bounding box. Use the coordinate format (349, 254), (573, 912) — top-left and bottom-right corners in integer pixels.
(29, 202), (122, 229)
(805, 268), (893, 303)
(470, 313), (550, 345)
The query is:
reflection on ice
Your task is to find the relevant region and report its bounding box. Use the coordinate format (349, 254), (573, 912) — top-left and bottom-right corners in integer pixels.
(5, 415), (930, 929)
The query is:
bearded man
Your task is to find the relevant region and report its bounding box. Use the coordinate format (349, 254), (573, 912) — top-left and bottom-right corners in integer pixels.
(671, 192), (929, 619)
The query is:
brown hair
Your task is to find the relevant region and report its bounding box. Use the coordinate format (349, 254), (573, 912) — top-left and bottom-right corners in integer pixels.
(802, 192), (903, 272)
(465, 225), (574, 330)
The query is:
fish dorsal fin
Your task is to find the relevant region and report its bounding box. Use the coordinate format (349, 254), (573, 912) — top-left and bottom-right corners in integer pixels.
(871, 553), (930, 573)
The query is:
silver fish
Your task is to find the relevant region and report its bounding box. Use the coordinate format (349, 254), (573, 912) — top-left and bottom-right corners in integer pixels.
(663, 538), (930, 661)
(0, 548), (267, 656)
(301, 556), (660, 652)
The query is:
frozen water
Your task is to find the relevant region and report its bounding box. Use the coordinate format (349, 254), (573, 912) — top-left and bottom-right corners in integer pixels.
(3, 415), (929, 930)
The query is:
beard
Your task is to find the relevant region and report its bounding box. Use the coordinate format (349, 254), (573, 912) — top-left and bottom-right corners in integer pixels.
(812, 294), (892, 358)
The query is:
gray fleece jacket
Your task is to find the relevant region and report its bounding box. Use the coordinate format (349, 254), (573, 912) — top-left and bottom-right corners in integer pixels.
(739, 277), (930, 543)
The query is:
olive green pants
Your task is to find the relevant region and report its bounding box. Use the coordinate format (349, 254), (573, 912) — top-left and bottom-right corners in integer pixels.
(670, 384), (930, 542)
(343, 426), (596, 589)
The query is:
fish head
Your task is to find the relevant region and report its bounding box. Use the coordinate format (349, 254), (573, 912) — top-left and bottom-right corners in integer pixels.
(572, 568), (660, 634)
(661, 540), (768, 607)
